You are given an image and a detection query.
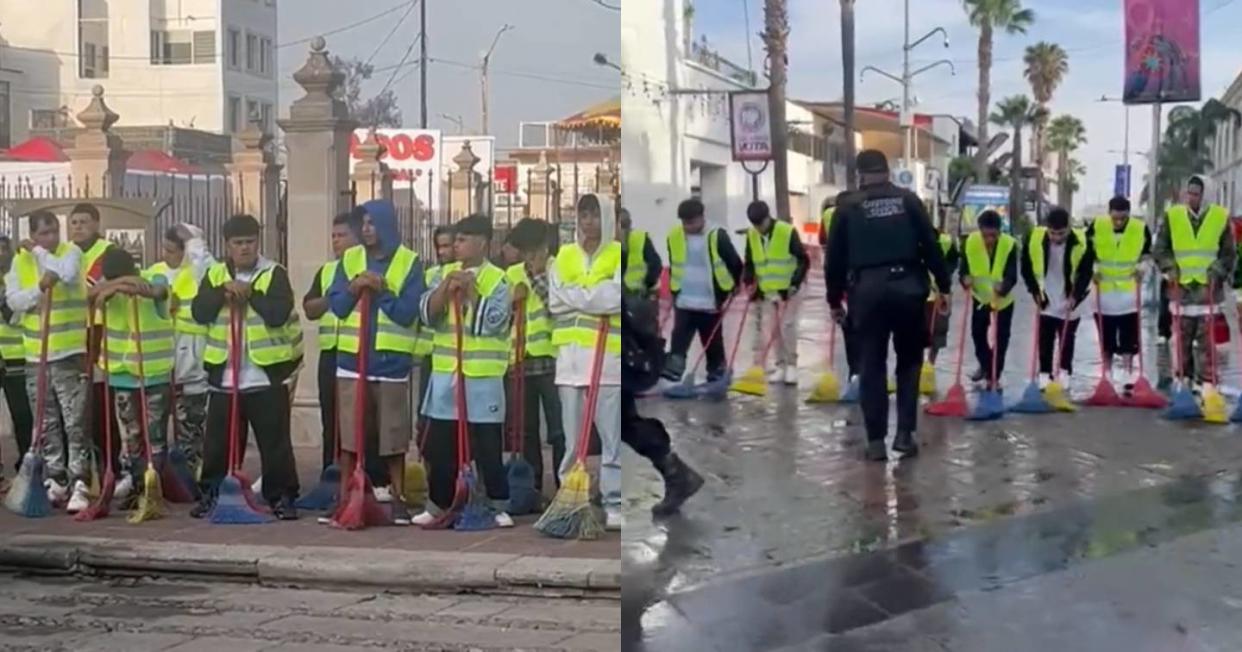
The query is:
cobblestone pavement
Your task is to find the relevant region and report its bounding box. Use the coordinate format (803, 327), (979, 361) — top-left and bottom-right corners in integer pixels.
(0, 575), (619, 651)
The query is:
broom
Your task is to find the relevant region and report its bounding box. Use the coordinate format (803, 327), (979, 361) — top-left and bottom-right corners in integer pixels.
(926, 292), (972, 417)
(701, 286), (752, 400)
(4, 293), (52, 518)
(209, 303), (272, 524)
(1009, 309), (1052, 413)
(664, 290), (737, 399)
(161, 367), (199, 504)
(805, 318), (841, 403)
(1165, 295), (1202, 420)
(403, 419), (429, 510)
(451, 295), (498, 532)
(331, 290), (388, 530)
(75, 304), (116, 520)
(1202, 285), (1228, 424)
(1127, 283), (1168, 409)
(730, 300), (783, 397)
(421, 293), (480, 530)
(919, 299), (941, 396)
(505, 306), (540, 516)
(535, 318), (608, 540)
(1043, 314), (1077, 412)
(1083, 285), (1124, 407)
(297, 384), (341, 511)
(127, 296), (164, 524)
(967, 307), (1004, 421)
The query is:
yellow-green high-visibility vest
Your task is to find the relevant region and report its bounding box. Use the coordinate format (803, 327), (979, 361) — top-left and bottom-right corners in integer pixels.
(15, 243), (87, 359)
(821, 207), (835, 235)
(202, 262), (300, 366)
(79, 238), (110, 283)
(147, 261), (207, 336)
(1092, 216), (1146, 295)
(336, 245), (418, 355)
(506, 263), (554, 359)
(927, 233), (953, 302)
(1027, 226), (1087, 293)
(552, 242), (621, 354)
(431, 261), (510, 378)
(0, 320), (22, 361)
(314, 261), (341, 351)
(667, 225), (735, 294)
(746, 220), (796, 293)
(413, 265), (438, 357)
(964, 231), (1017, 309)
(623, 230), (651, 292)
(1168, 204), (1229, 286)
(98, 279), (175, 377)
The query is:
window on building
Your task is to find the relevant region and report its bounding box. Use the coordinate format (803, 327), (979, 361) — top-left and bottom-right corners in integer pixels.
(0, 81), (9, 148)
(151, 30), (214, 65)
(259, 37), (272, 76)
(245, 32), (257, 72)
(228, 96), (241, 133)
(31, 109), (70, 129)
(260, 103), (272, 133)
(192, 30), (215, 64)
(78, 0), (110, 79)
(228, 28), (240, 69)
(247, 99), (259, 126)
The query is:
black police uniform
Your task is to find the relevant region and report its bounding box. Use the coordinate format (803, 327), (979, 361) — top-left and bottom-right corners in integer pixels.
(825, 182), (951, 454)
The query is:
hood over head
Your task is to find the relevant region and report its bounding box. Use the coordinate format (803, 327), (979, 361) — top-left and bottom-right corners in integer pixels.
(576, 192), (616, 248)
(353, 199), (402, 258)
(1187, 174), (1212, 196)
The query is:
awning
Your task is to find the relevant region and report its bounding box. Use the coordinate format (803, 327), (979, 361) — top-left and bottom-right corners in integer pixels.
(1, 136), (69, 163)
(557, 97), (620, 131)
(127, 149), (201, 174)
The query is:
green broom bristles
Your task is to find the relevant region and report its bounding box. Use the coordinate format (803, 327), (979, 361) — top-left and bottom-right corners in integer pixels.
(403, 460), (428, 511)
(127, 466), (164, 524)
(533, 461), (602, 540)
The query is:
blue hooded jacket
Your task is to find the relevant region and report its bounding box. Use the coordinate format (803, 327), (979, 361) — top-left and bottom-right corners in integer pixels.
(327, 199), (425, 379)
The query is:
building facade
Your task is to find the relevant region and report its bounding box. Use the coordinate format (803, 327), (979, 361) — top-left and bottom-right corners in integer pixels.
(1210, 70), (1242, 215)
(0, 0), (277, 148)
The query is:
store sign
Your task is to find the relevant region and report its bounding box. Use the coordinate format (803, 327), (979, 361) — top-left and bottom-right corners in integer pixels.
(729, 91), (773, 162)
(495, 164), (518, 194)
(349, 129), (443, 210)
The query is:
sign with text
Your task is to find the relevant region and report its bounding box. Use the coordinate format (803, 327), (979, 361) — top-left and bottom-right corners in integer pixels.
(1123, 0), (1201, 104)
(350, 129), (443, 210)
(494, 164), (518, 194)
(728, 91), (773, 162)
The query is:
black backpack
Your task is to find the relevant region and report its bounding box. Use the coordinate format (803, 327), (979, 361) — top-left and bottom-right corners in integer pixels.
(622, 291), (664, 393)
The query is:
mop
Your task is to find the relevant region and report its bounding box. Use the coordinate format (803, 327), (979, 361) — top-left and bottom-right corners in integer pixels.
(1043, 314), (1077, 412)
(127, 297), (164, 524)
(1083, 286), (1124, 407)
(330, 290), (388, 530)
(664, 290), (737, 399)
(4, 294), (52, 518)
(966, 307), (1004, 421)
(805, 319), (841, 403)
(1126, 283), (1168, 409)
(160, 370), (199, 504)
(730, 300), (784, 397)
(75, 305), (116, 521)
(209, 305), (272, 524)
(701, 288), (753, 400)
(504, 307), (540, 516)
(926, 292), (972, 417)
(1202, 286), (1228, 424)
(1009, 309), (1052, 413)
(1165, 297), (1202, 420)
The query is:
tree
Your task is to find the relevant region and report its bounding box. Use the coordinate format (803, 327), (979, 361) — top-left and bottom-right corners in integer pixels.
(990, 95), (1040, 227)
(963, 0), (1035, 182)
(948, 154), (976, 194)
(1023, 41), (1068, 216)
(763, 0), (792, 220)
(332, 56), (403, 128)
(1147, 99), (1241, 204)
(841, 0), (857, 190)
(1046, 114), (1087, 211)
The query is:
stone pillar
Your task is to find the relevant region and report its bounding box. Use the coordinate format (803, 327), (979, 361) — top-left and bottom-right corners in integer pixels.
(350, 130), (393, 204)
(64, 85), (127, 197)
(449, 140), (481, 219)
(276, 36), (358, 446)
(225, 120), (281, 257)
(527, 152), (556, 220)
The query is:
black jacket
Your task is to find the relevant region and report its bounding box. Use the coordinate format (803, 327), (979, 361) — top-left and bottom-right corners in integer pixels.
(958, 237), (1019, 300)
(621, 231), (663, 293)
(668, 227), (743, 308)
(1020, 229), (1095, 307)
(743, 221), (811, 300)
(192, 260), (300, 389)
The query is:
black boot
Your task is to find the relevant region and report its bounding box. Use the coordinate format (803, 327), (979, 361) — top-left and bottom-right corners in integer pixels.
(651, 453), (704, 517)
(864, 440), (888, 462)
(892, 431), (919, 458)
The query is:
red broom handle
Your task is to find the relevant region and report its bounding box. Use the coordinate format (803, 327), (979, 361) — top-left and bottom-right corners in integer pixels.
(682, 289), (739, 377)
(574, 319), (610, 465)
(725, 284), (753, 371)
(97, 300), (112, 476)
(1052, 310), (1072, 384)
(353, 291), (371, 473)
(452, 293), (470, 469)
(952, 291), (970, 383)
(30, 293), (52, 451)
(508, 303), (527, 455)
(1208, 283), (1219, 385)
(129, 296), (155, 467)
(1173, 292), (1185, 379)
(1093, 285), (1109, 382)
(827, 316), (837, 369)
(228, 303), (242, 474)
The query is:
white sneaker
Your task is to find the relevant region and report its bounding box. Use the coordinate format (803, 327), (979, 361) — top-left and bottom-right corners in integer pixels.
(767, 367), (785, 383)
(66, 481), (90, 514)
(783, 366), (798, 386)
(1038, 373), (1051, 390)
(411, 510), (436, 526)
(373, 486), (393, 503)
(316, 515), (332, 525)
(494, 512), (514, 528)
(113, 473), (134, 501)
(605, 509), (624, 531)
(250, 476), (262, 495)
(45, 479), (68, 505)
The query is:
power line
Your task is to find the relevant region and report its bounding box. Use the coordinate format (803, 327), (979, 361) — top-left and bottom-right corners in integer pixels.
(364, 0), (420, 67)
(429, 57), (615, 90)
(585, 0), (620, 10)
(375, 34), (421, 100)
(277, 0), (417, 49)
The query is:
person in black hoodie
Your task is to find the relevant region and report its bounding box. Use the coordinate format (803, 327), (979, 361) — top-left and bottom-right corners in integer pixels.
(661, 198), (743, 383)
(1020, 207), (1095, 384)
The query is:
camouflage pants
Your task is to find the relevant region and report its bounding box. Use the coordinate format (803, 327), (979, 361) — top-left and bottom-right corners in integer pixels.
(172, 389), (207, 467)
(114, 385), (170, 464)
(1178, 316), (1220, 384)
(27, 356), (90, 485)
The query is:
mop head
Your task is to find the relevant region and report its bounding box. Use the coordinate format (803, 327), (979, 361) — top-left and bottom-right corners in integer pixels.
(663, 377), (699, 400)
(534, 460), (603, 540)
(456, 467), (498, 531)
(4, 453), (50, 518)
(127, 466), (164, 524)
(840, 377), (860, 403)
(166, 449), (201, 502)
(925, 383), (968, 417)
(805, 371), (841, 403)
(919, 363), (936, 396)
(1202, 386), (1228, 424)
(1127, 377), (1168, 410)
(74, 465), (115, 522)
(402, 460), (429, 510)
(330, 466), (388, 530)
(422, 469), (468, 530)
(504, 457), (540, 516)
(1165, 383), (1203, 421)
(1083, 379), (1124, 407)
(1043, 381), (1077, 412)
(967, 389), (1005, 421)
(209, 474), (272, 524)
(729, 366), (768, 396)
(1009, 381), (1052, 414)
(295, 463), (340, 511)
(697, 372), (732, 400)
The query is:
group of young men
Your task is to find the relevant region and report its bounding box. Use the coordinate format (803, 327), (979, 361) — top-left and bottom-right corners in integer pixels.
(0, 192), (627, 530)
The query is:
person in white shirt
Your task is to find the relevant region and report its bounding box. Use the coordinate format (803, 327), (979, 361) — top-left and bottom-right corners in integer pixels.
(1087, 197), (1152, 387)
(1020, 207), (1096, 387)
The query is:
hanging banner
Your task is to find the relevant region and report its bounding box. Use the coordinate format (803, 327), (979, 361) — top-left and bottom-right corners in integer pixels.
(349, 129), (443, 211)
(1123, 0), (1201, 104)
(729, 91), (773, 162)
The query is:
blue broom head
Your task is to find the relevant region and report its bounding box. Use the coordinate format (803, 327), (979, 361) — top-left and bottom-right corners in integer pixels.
(1009, 381), (1052, 414)
(698, 372), (731, 398)
(840, 377), (860, 403)
(663, 377), (698, 399)
(168, 449), (202, 501)
(967, 390), (1005, 421)
(209, 475), (272, 524)
(1165, 385), (1202, 421)
(295, 463), (341, 511)
(455, 467), (497, 531)
(4, 452), (50, 518)
(1231, 397), (1242, 423)
(504, 457), (540, 516)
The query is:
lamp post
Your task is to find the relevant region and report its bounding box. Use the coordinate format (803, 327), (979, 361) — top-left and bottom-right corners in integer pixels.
(480, 24), (514, 135)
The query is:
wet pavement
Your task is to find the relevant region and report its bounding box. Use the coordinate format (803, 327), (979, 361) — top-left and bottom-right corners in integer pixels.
(624, 275), (1242, 650)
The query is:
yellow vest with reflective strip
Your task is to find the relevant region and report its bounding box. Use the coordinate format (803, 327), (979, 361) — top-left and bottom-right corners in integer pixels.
(552, 243), (621, 354)
(202, 263), (300, 366)
(506, 263), (554, 359)
(79, 238), (110, 282)
(336, 245), (418, 355)
(1168, 204), (1228, 286)
(315, 261), (340, 350)
(964, 232), (1016, 310)
(98, 279), (175, 377)
(147, 261), (207, 336)
(927, 233), (953, 301)
(1027, 227), (1086, 293)
(1091, 216), (1146, 295)
(821, 207), (834, 237)
(15, 243), (87, 359)
(746, 221), (796, 292)
(431, 262), (510, 378)
(413, 265), (438, 356)
(667, 225), (736, 293)
(623, 230), (651, 292)
(0, 321), (22, 360)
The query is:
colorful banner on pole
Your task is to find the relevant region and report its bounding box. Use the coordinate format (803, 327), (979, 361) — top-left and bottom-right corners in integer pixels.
(1123, 0), (1201, 104)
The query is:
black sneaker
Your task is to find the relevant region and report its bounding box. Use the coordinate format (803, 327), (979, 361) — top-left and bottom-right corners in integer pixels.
(271, 496), (299, 521)
(190, 496), (215, 519)
(892, 432), (919, 458)
(864, 441), (888, 462)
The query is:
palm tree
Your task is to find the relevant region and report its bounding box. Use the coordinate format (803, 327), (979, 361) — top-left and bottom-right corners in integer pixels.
(963, 0), (1035, 182)
(763, 0), (791, 221)
(841, 0), (857, 189)
(1149, 99), (1242, 204)
(1046, 114), (1087, 211)
(1023, 41), (1068, 216)
(991, 95), (1040, 229)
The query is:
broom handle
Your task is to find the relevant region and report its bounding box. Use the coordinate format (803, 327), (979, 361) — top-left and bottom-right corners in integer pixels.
(725, 284), (753, 372)
(508, 302), (527, 457)
(952, 291), (970, 382)
(682, 289), (738, 378)
(228, 303), (242, 474)
(1052, 310), (1072, 384)
(755, 299), (785, 369)
(453, 293), (470, 469)
(354, 291), (371, 473)
(1135, 284), (1146, 379)
(129, 296), (155, 467)
(1173, 291), (1186, 380)
(827, 316), (837, 369)
(31, 293), (52, 452)
(1093, 284), (1108, 382)
(574, 319), (610, 465)
(1208, 283), (1219, 385)
(98, 300), (112, 476)
(989, 308), (999, 388)
(1026, 308), (1040, 382)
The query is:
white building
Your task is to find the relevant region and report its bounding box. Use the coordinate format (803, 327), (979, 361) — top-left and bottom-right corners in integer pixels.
(1210, 70), (1242, 214)
(0, 0), (277, 148)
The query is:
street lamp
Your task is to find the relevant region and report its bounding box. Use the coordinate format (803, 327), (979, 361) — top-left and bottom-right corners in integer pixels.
(480, 23), (515, 135)
(593, 52), (621, 72)
(440, 113), (465, 135)
(1098, 95), (1137, 205)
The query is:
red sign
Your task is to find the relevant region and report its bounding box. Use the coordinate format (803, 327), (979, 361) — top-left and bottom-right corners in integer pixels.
(495, 164), (518, 194)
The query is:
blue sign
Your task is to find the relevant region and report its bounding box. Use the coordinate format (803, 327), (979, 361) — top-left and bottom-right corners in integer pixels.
(1114, 164), (1131, 198)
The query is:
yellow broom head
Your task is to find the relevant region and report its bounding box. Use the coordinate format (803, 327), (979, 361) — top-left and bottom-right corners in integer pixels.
(919, 363), (936, 396)
(806, 371), (841, 403)
(533, 460), (602, 540)
(127, 466), (164, 524)
(730, 369), (768, 397)
(88, 461), (101, 498)
(887, 376), (896, 394)
(1044, 381), (1077, 412)
(403, 460), (429, 510)
(1203, 386), (1228, 424)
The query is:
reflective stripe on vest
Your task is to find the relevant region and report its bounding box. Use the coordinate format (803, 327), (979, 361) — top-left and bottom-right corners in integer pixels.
(1027, 227), (1086, 293)
(148, 261), (207, 335)
(964, 232), (1016, 309)
(551, 243), (621, 354)
(414, 265), (438, 356)
(928, 233), (953, 301)
(623, 230), (649, 291)
(746, 221), (796, 292)
(336, 245), (418, 355)
(430, 262), (510, 377)
(1092, 216), (1146, 295)
(98, 295), (175, 377)
(1169, 204), (1228, 285)
(667, 225), (736, 293)
(15, 243), (87, 359)
(0, 322), (22, 360)
(316, 261), (341, 350)
(201, 263), (298, 366)
(506, 263), (554, 359)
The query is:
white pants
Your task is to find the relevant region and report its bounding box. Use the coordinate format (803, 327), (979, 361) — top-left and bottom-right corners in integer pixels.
(557, 385), (621, 510)
(751, 295), (798, 368)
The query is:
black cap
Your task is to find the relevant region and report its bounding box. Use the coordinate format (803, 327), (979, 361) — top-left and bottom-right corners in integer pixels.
(857, 149), (889, 174)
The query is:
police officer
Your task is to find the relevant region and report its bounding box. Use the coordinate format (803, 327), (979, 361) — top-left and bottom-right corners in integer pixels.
(825, 150), (951, 461)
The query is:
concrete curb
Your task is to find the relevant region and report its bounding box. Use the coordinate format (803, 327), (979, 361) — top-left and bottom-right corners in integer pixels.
(0, 535), (620, 598)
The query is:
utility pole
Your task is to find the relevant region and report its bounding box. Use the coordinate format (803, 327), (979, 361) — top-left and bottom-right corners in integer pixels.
(1150, 102), (1162, 219)
(763, 0), (791, 221)
(840, 0), (857, 190)
(480, 24), (514, 135)
(419, 0), (428, 129)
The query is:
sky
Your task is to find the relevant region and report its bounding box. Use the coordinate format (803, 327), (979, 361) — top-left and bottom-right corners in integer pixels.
(275, 0), (619, 153)
(693, 0), (1242, 214)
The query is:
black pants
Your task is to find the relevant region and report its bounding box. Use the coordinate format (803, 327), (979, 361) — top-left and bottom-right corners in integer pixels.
(1100, 313), (1140, 356)
(665, 308), (727, 380)
(1038, 315), (1079, 376)
(317, 351), (337, 470)
(850, 267), (928, 442)
(91, 381), (123, 474)
(622, 391), (671, 462)
(1159, 284), (1172, 339)
(201, 384), (299, 504)
(521, 372), (565, 492)
(842, 316), (860, 377)
(425, 419), (507, 510)
(972, 301), (1015, 385)
(1, 364), (32, 472)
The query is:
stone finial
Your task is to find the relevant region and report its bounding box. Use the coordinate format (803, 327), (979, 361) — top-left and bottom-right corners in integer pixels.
(453, 141), (481, 173)
(236, 117), (272, 153)
(356, 129), (385, 164)
(292, 36), (344, 100)
(76, 84), (119, 132)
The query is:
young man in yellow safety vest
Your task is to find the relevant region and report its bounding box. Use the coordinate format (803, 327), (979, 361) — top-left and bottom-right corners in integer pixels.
(743, 200), (810, 386)
(413, 213), (514, 528)
(0, 236), (32, 493)
(549, 194), (623, 530)
(506, 218), (566, 493)
(960, 210), (1018, 391)
(621, 207), (661, 296)
(1020, 207), (1095, 387)
(5, 211), (91, 509)
(414, 226), (456, 419)
(1088, 196), (1152, 388)
(189, 214), (302, 520)
(1155, 175), (1236, 390)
